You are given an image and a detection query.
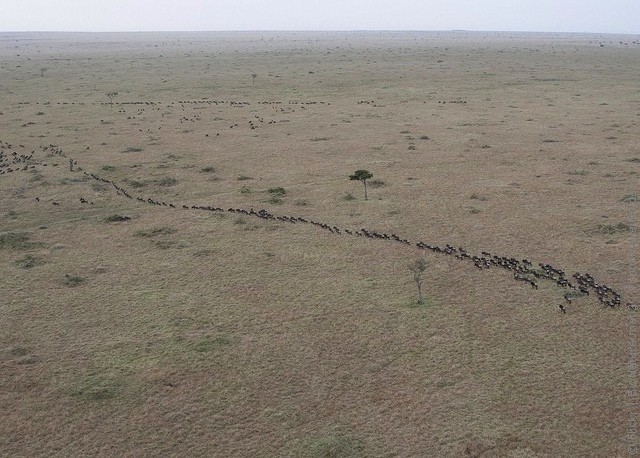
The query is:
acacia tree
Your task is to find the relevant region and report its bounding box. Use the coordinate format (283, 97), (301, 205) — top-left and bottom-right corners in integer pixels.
(106, 91), (118, 107)
(409, 257), (428, 305)
(349, 169), (373, 200)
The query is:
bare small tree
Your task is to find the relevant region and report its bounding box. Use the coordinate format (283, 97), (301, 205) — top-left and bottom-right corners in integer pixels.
(251, 73), (257, 86)
(106, 91), (118, 107)
(409, 257), (428, 305)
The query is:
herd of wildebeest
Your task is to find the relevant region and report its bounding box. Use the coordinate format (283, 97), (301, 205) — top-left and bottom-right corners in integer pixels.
(1, 132), (636, 315)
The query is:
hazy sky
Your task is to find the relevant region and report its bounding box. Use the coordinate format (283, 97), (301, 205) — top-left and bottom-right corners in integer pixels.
(2, 0), (639, 34)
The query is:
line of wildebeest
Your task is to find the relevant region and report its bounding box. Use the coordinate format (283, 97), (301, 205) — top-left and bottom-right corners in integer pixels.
(1, 140), (636, 314)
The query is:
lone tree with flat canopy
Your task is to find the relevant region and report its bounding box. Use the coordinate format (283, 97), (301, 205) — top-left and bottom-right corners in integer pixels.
(349, 169), (374, 200)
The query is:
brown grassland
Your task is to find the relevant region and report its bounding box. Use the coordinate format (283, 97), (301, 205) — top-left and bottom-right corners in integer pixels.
(1, 31), (639, 456)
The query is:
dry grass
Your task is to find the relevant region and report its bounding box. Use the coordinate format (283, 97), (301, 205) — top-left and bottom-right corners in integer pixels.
(0, 31), (638, 457)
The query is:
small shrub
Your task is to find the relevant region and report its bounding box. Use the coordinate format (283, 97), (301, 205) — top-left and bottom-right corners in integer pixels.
(621, 194), (639, 203)
(597, 223), (635, 235)
(122, 146), (143, 153)
(302, 433), (364, 458)
(368, 179), (385, 188)
(469, 193), (488, 201)
(73, 375), (122, 401)
(567, 170), (588, 176)
(91, 182), (108, 192)
(343, 192), (356, 201)
(64, 274), (87, 287)
(625, 157), (640, 163)
(267, 196), (283, 204)
(469, 207), (482, 214)
(134, 227), (176, 238)
(267, 187), (286, 196)
(126, 179), (146, 188)
(419, 135), (430, 140)
(157, 177), (177, 187)
(240, 185), (252, 194)
(0, 232), (41, 250)
(105, 214), (130, 222)
(15, 255), (44, 269)
(294, 199), (309, 206)
(154, 240), (177, 249)
(237, 175), (253, 181)
(10, 346), (29, 356)
(101, 165), (116, 171)
(201, 166), (216, 173)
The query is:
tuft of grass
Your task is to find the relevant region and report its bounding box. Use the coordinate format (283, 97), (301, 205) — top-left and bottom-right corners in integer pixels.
(267, 196), (283, 205)
(621, 194), (639, 203)
(343, 192), (356, 201)
(64, 274), (87, 287)
(126, 179), (147, 188)
(0, 232), (41, 250)
(240, 185), (252, 194)
(29, 172), (44, 182)
(134, 227), (176, 238)
(469, 207), (482, 214)
(105, 214), (131, 222)
(469, 193), (488, 201)
(295, 199), (309, 206)
(310, 137), (330, 141)
(15, 254), (45, 269)
(122, 146), (143, 153)
(72, 374), (123, 401)
(567, 170), (588, 176)
(237, 175), (253, 181)
(267, 187), (286, 196)
(10, 346), (29, 357)
(201, 166), (216, 173)
(154, 240), (177, 249)
(597, 223), (635, 235)
(101, 165), (116, 171)
(191, 335), (231, 353)
(625, 157), (640, 163)
(368, 179), (385, 188)
(302, 433), (364, 458)
(157, 177), (177, 187)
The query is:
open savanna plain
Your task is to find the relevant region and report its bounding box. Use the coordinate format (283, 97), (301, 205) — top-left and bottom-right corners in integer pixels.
(1, 31), (639, 456)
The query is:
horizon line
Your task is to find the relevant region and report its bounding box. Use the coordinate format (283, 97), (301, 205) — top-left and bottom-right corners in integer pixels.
(1, 29), (639, 36)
